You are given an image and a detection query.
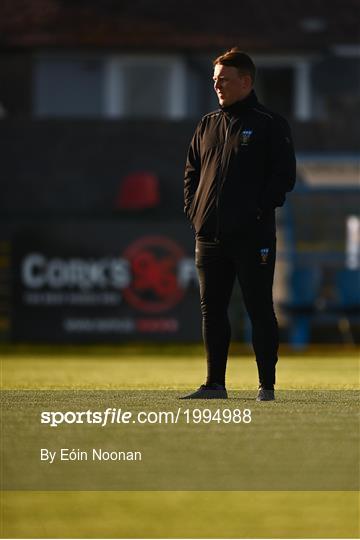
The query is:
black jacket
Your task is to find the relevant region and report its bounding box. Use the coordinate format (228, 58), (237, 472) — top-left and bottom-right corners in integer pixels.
(184, 90), (296, 239)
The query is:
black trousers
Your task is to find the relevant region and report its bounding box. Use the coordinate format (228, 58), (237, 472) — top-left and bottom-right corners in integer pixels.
(195, 231), (279, 389)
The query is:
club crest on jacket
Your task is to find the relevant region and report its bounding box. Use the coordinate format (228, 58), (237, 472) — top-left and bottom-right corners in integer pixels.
(239, 129), (253, 146)
(260, 247), (270, 264)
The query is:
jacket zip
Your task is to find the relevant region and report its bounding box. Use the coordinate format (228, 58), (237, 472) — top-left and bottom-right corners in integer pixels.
(214, 116), (242, 242)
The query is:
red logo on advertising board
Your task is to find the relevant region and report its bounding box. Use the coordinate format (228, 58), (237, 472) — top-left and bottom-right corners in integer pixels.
(122, 236), (186, 313)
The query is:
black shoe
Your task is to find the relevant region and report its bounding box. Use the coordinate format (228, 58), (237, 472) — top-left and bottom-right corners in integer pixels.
(256, 387), (275, 401)
(179, 383), (228, 400)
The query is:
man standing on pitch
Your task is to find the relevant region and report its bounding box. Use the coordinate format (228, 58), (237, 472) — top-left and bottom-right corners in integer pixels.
(182, 48), (296, 401)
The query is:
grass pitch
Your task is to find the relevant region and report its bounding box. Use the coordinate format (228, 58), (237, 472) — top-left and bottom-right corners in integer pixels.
(1, 346), (359, 538)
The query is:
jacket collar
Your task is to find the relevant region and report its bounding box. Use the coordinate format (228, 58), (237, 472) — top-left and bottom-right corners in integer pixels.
(221, 89), (258, 117)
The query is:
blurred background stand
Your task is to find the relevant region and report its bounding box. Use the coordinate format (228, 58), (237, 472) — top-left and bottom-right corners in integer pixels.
(0, 0), (359, 347)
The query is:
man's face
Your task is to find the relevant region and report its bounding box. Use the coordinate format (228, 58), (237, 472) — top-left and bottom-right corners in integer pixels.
(213, 64), (252, 107)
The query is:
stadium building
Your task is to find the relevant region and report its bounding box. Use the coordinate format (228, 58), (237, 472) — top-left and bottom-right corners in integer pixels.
(0, 0), (359, 345)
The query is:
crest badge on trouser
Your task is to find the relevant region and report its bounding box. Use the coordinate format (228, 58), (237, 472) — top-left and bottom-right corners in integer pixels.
(260, 247), (270, 265)
(239, 129), (253, 146)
